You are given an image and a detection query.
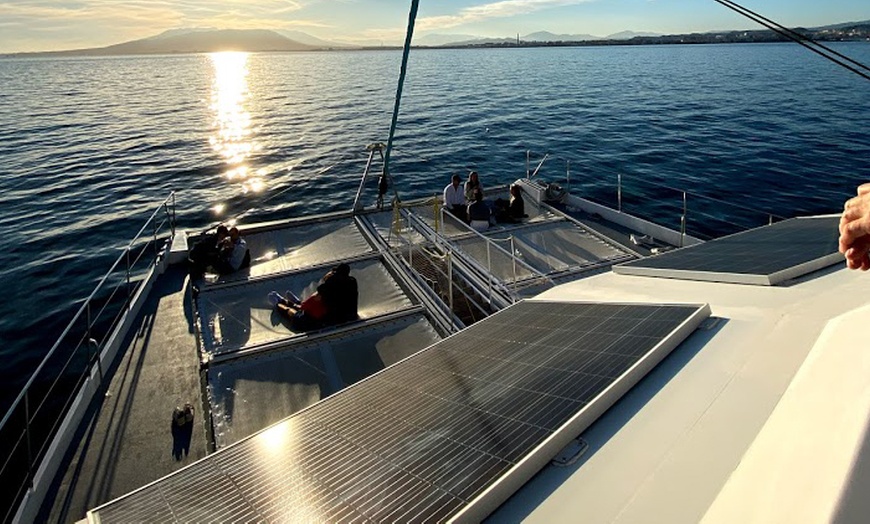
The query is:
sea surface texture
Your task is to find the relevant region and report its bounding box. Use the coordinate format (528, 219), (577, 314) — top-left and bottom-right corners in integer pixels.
(0, 43), (868, 411)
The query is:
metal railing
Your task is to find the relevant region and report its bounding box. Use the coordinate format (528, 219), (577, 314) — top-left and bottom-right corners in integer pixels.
(402, 212), (492, 324)
(524, 149), (785, 241)
(0, 192), (176, 523)
(610, 173), (786, 242)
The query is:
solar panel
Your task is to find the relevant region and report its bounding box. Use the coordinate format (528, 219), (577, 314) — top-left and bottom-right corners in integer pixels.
(90, 301), (709, 523)
(613, 215), (841, 285)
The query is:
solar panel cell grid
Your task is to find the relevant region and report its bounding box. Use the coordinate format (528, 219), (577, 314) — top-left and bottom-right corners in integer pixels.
(92, 301), (706, 523)
(614, 216), (841, 285)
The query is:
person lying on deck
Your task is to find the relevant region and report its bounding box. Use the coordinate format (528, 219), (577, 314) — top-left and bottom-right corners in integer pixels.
(268, 263), (358, 330)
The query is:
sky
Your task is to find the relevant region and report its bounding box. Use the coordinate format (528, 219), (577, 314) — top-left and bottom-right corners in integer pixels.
(1, 0), (868, 53)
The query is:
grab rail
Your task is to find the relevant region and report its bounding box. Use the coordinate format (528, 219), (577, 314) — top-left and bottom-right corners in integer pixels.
(0, 192), (176, 523)
(436, 207), (548, 301)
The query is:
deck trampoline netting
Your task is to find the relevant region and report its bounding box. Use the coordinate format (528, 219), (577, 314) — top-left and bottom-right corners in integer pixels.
(197, 258), (414, 357)
(207, 314), (441, 448)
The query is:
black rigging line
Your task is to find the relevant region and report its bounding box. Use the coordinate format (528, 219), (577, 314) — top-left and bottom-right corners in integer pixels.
(712, 0), (870, 82)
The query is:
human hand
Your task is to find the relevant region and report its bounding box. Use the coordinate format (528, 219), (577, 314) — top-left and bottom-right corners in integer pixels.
(839, 183), (870, 270)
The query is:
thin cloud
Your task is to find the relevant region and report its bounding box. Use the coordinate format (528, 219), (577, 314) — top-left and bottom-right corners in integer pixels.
(418, 0), (595, 31)
(0, 0), (312, 52)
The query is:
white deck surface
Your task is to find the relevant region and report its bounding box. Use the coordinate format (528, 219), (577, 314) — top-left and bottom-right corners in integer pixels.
(491, 262), (870, 523)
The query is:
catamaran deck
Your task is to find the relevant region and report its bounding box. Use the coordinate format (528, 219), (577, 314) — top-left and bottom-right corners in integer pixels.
(75, 211), (859, 523)
(42, 267), (207, 523)
(33, 180), (692, 523)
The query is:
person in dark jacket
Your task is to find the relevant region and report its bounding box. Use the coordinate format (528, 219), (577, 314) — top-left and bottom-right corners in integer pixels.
(467, 189), (491, 232)
(495, 184), (527, 223)
(188, 224), (229, 279)
(316, 263), (359, 324)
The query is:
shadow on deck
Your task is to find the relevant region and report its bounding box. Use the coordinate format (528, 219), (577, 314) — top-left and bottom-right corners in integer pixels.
(41, 266), (205, 523)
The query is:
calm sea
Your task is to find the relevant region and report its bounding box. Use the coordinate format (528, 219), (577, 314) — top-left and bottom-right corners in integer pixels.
(0, 43), (868, 411)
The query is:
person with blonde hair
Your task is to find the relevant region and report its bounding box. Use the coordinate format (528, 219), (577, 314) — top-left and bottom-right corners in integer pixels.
(464, 171), (483, 203)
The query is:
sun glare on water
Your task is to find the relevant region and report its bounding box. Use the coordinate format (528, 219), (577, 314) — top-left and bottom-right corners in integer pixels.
(208, 51), (265, 207)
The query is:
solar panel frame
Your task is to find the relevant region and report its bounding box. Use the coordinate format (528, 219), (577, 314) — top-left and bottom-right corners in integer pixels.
(448, 300), (710, 522)
(89, 300), (710, 523)
(613, 215), (842, 286)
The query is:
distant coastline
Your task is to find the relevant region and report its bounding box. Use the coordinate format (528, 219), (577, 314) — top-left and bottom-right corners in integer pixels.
(438, 25), (870, 50)
(2, 22), (868, 59)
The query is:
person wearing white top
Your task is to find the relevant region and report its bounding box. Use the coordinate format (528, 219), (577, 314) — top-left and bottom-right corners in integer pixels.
(443, 174), (466, 221)
(217, 227), (250, 274)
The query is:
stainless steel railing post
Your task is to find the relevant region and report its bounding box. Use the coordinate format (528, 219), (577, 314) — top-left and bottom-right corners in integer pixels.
(680, 191), (688, 247)
(86, 302), (92, 351)
(447, 252), (454, 313)
(24, 391), (32, 488)
(526, 150), (530, 179)
(486, 241), (493, 303)
(618, 173), (622, 213)
(408, 233), (414, 269)
(126, 247), (132, 305)
(170, 192), (176, 236)
(566, 160), (570, 195)
(510, 236), (517, 288)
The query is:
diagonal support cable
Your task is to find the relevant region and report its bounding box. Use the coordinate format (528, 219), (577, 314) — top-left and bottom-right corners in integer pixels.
(712, 0), (870, 81)
(381, 0), (421, 205)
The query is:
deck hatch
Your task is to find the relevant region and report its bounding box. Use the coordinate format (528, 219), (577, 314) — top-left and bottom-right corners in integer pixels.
(613, 215), (841, 285)
(89, 301), (708, 523)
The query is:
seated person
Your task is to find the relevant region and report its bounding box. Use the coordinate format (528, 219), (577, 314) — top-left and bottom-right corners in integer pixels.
(494, 184), (527, 223)
(214, 227), (250, 275)
(464, 171), (483, 203)
(188, 224), (229, 279)
(443, 174), (466, 221)
(269, 289), (327, 331)
(316, 263), (359, 324)
(466, 189), (491, 232)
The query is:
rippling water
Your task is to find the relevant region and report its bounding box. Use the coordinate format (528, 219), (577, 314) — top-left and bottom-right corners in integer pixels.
(0, 43), (868, 409)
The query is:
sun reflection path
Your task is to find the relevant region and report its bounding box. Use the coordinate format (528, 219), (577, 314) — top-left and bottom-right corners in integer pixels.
(208, 52), (264, 201)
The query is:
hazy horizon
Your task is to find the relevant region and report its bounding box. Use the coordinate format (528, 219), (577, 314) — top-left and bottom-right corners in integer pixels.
(2, 0), (869, 54)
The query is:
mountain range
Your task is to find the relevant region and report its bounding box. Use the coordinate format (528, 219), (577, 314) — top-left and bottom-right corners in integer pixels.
(3, 22), (869, 57)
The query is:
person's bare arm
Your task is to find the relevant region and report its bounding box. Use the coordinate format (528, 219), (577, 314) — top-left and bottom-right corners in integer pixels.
(839, 183), (870, 270)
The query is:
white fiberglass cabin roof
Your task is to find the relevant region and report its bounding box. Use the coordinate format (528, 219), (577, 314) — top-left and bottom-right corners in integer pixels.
(493, 253), (870, 524)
